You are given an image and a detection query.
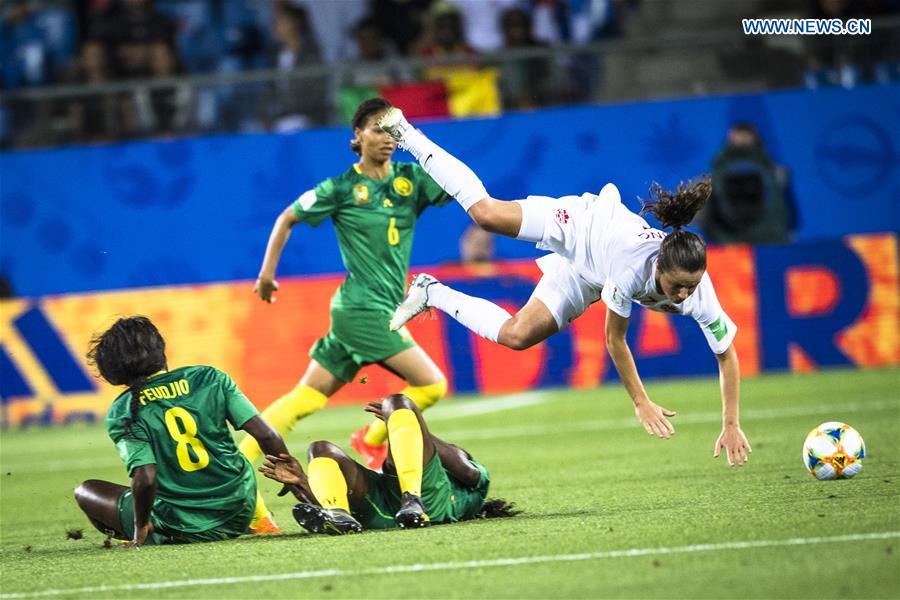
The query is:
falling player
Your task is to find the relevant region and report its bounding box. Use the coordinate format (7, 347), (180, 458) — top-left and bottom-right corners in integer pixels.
(380, 107), (752, 467)
(241, 98), (454, 529)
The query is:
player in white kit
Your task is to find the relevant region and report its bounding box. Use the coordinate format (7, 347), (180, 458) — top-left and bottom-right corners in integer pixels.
(380, 107), (751, 467)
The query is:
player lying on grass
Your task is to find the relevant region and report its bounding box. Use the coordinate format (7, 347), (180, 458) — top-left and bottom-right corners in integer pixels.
(379, 108), (751, 467)
(74, 316), (312, 546)
(259, 393), (517, 533)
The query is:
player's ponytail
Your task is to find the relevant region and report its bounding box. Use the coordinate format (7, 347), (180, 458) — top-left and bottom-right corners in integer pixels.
(477, 498), (520, 519)
(349, 97), (393, 155)
(640, 176), (711, 273)
(124, 378), (147, 435)
(86, 316), (167, 433)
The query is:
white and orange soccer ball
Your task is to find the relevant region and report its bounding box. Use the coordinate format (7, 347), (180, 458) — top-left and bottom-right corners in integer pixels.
(802, 422), (866, 480)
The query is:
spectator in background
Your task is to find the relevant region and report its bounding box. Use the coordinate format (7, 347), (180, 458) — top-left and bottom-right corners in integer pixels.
(90, 0), (177, 80)
(804, 0), (899, 88)
(416, 2), (478, 80)
(445, 0), (519, 52)
(140, 40), (192, 136)
(1, 0), (76, 89)
(460, 224), (495, 264)
(498, 7), (552, 109)
(416, 2), (476, 58)
(697, 123), (796, 245)
(266, 0), (326, 131)
(291, 0), (367, 63)
(371, 0), (435, 56)
(65, 39), (120, 143)
(347, 17), (410, 87)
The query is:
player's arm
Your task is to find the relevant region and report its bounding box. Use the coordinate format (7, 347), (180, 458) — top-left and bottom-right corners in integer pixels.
(713, 343), (751, 466)
(242, 416), (315, 502)
(255, 205), (301, 303)
(604, 307), (676, 438)
(126, 464), (157, 548)
(258, 453), (317, 504)
(466, 198), (525, 238)
(431, 436), (481, 487)
(241, 415), (289, 457)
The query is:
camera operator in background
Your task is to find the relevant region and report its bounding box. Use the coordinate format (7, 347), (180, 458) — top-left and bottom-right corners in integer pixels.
(697, 122), (797, 246)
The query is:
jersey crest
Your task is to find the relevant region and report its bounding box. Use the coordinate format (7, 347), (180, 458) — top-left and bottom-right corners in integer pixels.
(555, 208), (570, 225)
(392, 176), (413, 197)
(708, 317), (728, 341)
(353, 184), (370, 205)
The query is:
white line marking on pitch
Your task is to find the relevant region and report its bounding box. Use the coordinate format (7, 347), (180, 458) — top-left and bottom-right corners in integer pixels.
(1, 531), (897, 599)
(427, 391), (552, 420)
(441, 397), (899, 441)
(3, 397), (896, 474)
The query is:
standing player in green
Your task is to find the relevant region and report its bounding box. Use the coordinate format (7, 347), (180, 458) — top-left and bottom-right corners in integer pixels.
(74, 316), (309, 545)
(239, 99), (452, 498)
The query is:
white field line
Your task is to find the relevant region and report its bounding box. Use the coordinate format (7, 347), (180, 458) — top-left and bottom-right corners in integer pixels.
(426, 391), (552, 420)
(1, 531), (897, 599)
(440, 397), (899, 441)
(2, 397), (897, 474)
(0, 394), (553, 474)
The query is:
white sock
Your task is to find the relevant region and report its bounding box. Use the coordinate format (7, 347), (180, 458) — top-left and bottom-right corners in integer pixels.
(402, 128), (488, 212)
(428, 283), (511, 343)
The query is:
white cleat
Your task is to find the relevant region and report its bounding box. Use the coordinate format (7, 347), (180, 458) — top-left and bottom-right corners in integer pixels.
(390, 273), (438, 331)
(377, 107), (414, 150)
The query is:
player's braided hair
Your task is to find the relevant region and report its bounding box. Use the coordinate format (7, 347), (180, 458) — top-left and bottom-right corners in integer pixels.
(639, 176), (711, 273)
(86, 316), (167, 434)
(349, 97), (393, 155)
(476, 498), (520, 519)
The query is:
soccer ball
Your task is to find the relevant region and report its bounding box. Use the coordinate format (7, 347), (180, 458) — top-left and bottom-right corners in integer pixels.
(802, 422), (865, 480)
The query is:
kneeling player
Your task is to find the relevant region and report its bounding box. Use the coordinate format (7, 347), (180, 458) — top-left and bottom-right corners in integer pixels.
(74, 316), (312, 546)
(260, 394), (516, 533)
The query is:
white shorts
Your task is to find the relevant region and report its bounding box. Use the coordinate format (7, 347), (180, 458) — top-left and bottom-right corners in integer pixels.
(531, 253), (601, 330)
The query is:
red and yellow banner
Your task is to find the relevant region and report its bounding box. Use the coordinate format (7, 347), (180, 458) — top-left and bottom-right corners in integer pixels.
(1, 234), (896, 426)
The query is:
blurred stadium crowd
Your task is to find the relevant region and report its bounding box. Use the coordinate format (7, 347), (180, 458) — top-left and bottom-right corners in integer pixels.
(1, 0), (898, 148)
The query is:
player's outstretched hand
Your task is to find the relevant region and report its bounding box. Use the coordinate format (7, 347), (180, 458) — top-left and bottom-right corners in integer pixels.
(714, 425), (752, 466)
(634, 399), (676, 439)
(254, 276), (279, 303)
(364, 401), (384, 421)
(260, 453), (305, 485)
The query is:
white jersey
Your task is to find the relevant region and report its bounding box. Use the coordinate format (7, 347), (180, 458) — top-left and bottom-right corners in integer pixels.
(523, 183), (737, 354)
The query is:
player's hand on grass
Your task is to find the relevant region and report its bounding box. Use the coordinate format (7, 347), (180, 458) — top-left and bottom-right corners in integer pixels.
(254, 276), (279, 303)
(123, 523), (152, 548)
(634, 399), (676, 439)
(714, 425), (752, 466)
(364, 401), (384, 421)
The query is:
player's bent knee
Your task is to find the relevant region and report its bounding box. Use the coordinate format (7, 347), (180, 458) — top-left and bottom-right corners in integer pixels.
(307, 440), (342, 459)
(381, 393), (417, 414)
(74, 480), (103, 510)
(73, 482), (88, 506)
(500, 326), (537, 351)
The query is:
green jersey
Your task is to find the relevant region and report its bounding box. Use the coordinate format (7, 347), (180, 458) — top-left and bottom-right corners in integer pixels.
(105, 366), (259, 534)
(292, 162), (452, 313)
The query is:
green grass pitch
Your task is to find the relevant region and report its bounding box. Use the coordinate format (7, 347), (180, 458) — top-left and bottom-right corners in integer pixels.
(1, 368), (898, 599)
